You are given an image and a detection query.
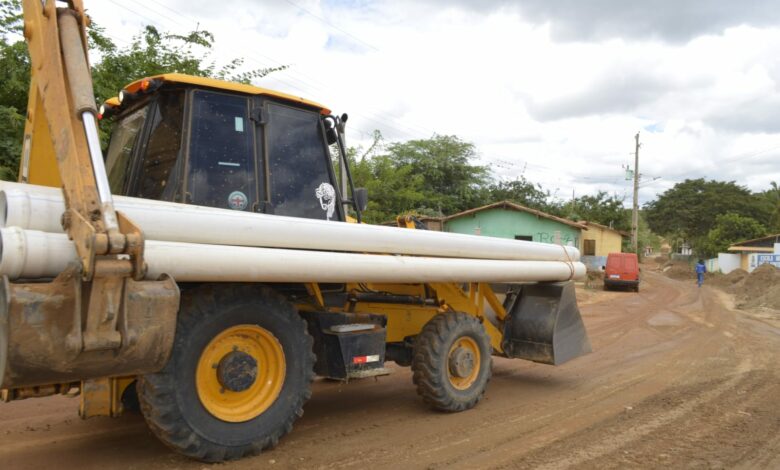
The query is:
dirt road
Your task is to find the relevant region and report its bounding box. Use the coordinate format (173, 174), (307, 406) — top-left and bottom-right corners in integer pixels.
(2, 271), (779, 469)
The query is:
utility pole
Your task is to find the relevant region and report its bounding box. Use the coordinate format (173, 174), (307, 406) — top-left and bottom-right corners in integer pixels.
(632, 132), (641, 255)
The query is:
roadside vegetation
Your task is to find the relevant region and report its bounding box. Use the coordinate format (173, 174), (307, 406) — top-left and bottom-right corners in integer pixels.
(644, 179), (779, 257)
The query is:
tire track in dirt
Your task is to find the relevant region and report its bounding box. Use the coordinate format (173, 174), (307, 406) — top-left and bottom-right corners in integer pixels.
(271, 275), (728, 469)
(1, 272), (777, 470)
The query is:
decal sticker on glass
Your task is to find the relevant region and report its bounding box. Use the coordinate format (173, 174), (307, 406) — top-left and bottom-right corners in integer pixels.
(315, 182), (336, 220)
(228, 190), (248, 210)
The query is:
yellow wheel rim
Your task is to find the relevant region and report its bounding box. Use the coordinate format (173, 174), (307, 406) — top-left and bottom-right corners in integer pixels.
(196, 324), (285, 423)
(447, 337), (481, 390)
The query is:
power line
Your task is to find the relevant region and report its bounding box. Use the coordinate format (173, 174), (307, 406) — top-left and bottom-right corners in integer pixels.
(132, 0), (194, 29)
(280, 0), (380, 52)
(717, 143), (780, 164)
(142, 0), (199, 26)
(129, 0), (438, 140)
(105, 0), (164, 29)
(94, 1), (767, 198)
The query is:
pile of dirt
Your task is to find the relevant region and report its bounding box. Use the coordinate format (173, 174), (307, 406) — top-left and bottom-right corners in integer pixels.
(654, 255), (669, 264)
(708, 269), (749, 292)
(585, 270), (604, 289)
(735, 264), (780, 310)
(711, 264), (780, 310)
(662, 262), (692, 280)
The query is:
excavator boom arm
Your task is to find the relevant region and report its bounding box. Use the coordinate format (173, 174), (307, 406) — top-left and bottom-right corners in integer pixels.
(0, 1), (180, 394)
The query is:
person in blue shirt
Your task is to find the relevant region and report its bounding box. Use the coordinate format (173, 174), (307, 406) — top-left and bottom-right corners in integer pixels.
(695, 259), (706, 287)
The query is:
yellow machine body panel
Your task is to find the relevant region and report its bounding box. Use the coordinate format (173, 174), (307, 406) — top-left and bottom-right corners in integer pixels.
(121, 73), (331, 114)
(20, 86), (61, 187)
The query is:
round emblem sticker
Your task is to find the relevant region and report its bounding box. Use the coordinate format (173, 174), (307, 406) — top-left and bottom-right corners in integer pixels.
(227, 191), (248, 210)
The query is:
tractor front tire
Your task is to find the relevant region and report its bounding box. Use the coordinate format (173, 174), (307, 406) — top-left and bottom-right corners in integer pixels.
(411, 312), (492, 412)
(137, 285), (314, 462)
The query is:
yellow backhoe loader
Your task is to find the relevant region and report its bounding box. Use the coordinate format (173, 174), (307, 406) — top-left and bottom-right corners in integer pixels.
(0, 0), (591, 462)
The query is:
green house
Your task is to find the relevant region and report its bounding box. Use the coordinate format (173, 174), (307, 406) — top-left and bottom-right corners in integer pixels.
(444, 201), (585, 247)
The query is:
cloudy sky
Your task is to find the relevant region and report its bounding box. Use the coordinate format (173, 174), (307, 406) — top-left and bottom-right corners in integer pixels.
(86, 0), (780, 205)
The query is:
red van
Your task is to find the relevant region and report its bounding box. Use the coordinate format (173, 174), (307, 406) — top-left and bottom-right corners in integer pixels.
(603, 252), (640, 292)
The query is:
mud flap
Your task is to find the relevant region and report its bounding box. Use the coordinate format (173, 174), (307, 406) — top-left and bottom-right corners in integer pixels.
(0, 267), (180, 389)
(501, 281), (591, 365)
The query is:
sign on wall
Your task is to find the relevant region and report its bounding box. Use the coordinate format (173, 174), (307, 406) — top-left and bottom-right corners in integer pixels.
(749, 253), (780, 271)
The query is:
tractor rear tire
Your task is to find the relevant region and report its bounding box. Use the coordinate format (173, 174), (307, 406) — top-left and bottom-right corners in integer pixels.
(411, 312), (492, 412)
(137, 285), (314, 462)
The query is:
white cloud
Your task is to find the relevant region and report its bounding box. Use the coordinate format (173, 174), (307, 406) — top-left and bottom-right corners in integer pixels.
(85, 0), (780, 205)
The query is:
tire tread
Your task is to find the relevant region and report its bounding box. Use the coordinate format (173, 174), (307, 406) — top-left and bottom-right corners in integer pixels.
(137, 284), (315, 462)
(411, 312), (492, 412)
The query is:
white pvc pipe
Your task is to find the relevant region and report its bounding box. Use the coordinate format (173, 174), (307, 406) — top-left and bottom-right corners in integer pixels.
(0, 228), (585, 283)
(0, 227), (74, 279)
(0, 182), (581, 262)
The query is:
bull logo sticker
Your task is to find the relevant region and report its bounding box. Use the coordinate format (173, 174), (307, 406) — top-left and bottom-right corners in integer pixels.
(315, 182), (336, 220)
(228, 191), (248, 211)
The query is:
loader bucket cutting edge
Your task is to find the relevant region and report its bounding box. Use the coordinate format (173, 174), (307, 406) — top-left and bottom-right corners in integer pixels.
(501, 281), (591, 365)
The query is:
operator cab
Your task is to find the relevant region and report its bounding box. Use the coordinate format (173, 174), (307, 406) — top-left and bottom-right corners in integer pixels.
(102, 74), (359, 222)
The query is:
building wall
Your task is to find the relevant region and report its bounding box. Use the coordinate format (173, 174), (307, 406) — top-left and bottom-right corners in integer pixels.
(717, 253), (741, 274)
(422, 219), (443, 231)
(748, 253), (780, 271)
(581, 255), (607, 272)
(705, 257), (719, 273)
(444, 208), (581, 246)
(735, 244), (780, 271)
(740, 253), (749, 271)
(580, 225), (623, 256)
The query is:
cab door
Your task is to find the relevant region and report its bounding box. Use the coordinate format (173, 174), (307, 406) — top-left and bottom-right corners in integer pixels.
(257, 99), (343, 221)
(185, 89), (259, 211)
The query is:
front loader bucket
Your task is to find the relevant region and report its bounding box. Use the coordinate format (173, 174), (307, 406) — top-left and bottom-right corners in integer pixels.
(501, 281), (591, 365)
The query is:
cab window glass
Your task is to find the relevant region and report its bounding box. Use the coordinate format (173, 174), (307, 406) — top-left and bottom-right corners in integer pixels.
(266, 103), (337, 220)
(131, 91), (184, 200)
(106, 105), (148, 194)
(188, 91), (256, 211)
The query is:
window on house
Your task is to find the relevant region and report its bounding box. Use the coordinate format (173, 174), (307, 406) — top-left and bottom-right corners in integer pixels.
(514, 235), (533, 241)
(583, 239), (596, 256)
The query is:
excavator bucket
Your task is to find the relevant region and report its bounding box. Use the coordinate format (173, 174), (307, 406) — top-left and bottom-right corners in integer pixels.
(0, 266), (180, 390)
(501, 281), (591, 365)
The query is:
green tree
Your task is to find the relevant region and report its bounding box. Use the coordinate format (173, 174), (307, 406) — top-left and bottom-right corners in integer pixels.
(483, 177), (552, 212)
(0, 0), (27, 180)
(699, 212), (767, 257)
(0, 0), (20, 35)
(568, 191), (630, 231)
(385, 134), (489, 215)
(354, 153), (427, 223)
(91, 25), (285, 105)
(758, 181), (780, 232)
(644, 179), (773, 249)
(0, 0), (285, 178)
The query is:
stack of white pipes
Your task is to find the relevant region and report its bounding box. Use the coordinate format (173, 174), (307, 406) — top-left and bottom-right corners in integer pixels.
(0, 182), (585, 283)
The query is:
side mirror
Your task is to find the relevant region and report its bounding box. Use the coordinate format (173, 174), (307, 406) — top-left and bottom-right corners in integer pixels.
(353, 187), (368, 212)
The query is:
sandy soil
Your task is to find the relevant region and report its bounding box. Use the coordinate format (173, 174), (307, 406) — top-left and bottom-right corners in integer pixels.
(1, 271), (778, 469)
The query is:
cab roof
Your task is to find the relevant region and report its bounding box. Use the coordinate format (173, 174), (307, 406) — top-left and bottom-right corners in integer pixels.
(118, 73), (331, 114)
